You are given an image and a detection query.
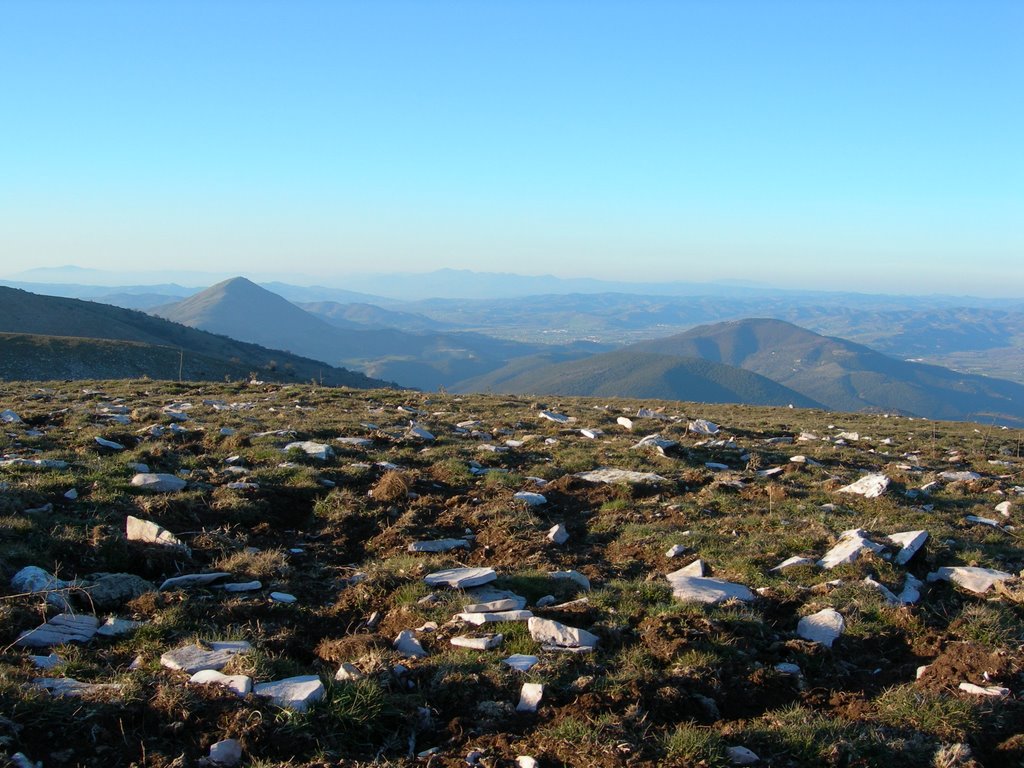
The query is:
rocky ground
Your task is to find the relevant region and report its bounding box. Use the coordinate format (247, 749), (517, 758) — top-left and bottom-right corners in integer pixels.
(1, 380), (1022, 767)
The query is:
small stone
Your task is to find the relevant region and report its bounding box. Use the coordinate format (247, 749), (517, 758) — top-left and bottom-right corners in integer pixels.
(63, 488), (78, 500)
(886, 530), (928, 566)
(11, 566), (75, 609)
(208, 738), (243, 766)
(536, 595), (556, 607)
(575, 468), (667, 485)
(159, 572), (231, 591)
(463, 598), (521, 613)
(665, 544), (688, 558)
(29, 653), (62, 669)
(96, 617), (143, 637)
(996, 501), (1012, 517)
(940, 471), (981, 482)
(335, 662), (364, 681)
(513, 491), (547, 506)
(667, 572), (754, 604)
(838, 473), (890, 498)
(221, 580), (262, 592)
(689, 419), (719, 435)
(284, 441), (334, 460)
(503, 654), (540, 672)
(771, 556), (816, 571)
(408, 538), (470, 553)
(517, 758), (539, 768)
(550, 570), (590, 591)
(927, 566), (1013, 594)
(16, 614), (99, 648)
(547, 524), (569, 545)
(775, 663), (802, 675)
(818, 529), (885, 569)
(270, 591), (297, 603)
(539, 410), (570, 423)
(254, 675), (325, 711)
(190, 669), (252, 696)
(456, 610), (533, 626)
(424, 567), (497, 589)
(516, 682), (543, 712)
(394, 630), (427, 658)
(528, 617), (598, 649)
(160, 641), (252, 674)
(797, 608), (845, 647)
(958, 682), (1010, 697)
(33, 677), (121, 698)
(95, 436), (125, 450)
(617, 416), (634, 430)
(126, 515), (187, 549)
(727, 746), (760, 765)
(451, 634), (504, 650)
(130, 473), (187, 492)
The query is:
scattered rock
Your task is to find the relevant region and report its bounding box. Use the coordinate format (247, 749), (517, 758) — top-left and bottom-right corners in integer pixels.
(159, 572), (231, 591)
(666, 571), (754, 604)
(424, 567), (497, 589)
(513, 491), (547, 506)
(550, 570), (591, 591)
(527, 617), (598, 649)
(927, 566), (1014, 594)
(727, 746), (760, 765)
(886, 530), (928, 565)
(797, 608), (845, 647)
(958, 682), (1010, 697)
(95, 617), (143, 637)
(335, 662), (364, 681)
(160, 641), (252, 674)
(393, 630), (427, 658)
(547, 523), (569, 545)
(516, 682), (543, 712)
(125, 515), (187, 549)
(772, 556), (816, 571)
(665, 544), (688, 558)
(270, 591), (297, 603)
(33, 677), (121, 698)
(503, 654), (540, 672)
(17, 614), (99, 648)
(11, 566), (76, 609)
(208, 738), (243, 766)
(688, 419), (720, 435)
(190, 669), (252, 696)
(284, 441), (334, 460)
(130, 473), (187, 492)
(838, 473), (890, 498)
(451, 634), (503, 650)
(456, 610), (533, 626)
(94, 437), (125, 451)
(254, 675), (325, 711)
(818, 529), (885, 569)
(408, 538), (470, 553)
(940, 471), (981, 482)
(574, 468), (667, 485)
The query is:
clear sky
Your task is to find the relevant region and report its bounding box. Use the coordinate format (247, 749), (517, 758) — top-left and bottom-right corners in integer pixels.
(1, 1), (1021, 295)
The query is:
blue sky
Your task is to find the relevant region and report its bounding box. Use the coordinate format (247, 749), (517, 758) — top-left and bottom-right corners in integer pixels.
(1, 1), (1021, 295)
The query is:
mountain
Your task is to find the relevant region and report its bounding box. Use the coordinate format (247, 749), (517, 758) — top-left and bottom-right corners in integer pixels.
(631, 318), (1024, 424)
(0, 286), (390, 388)
(299, 301), (454, 333)
(452, 347), (821, 408)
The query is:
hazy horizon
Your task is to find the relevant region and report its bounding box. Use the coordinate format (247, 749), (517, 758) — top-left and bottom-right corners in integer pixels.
(1, 2), (1021, 297)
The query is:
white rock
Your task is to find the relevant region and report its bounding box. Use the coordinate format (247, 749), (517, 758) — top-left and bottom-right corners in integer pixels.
(335, 662), (364, 681)
(1, 409), (23, 422)
(667, 574), (754, 605)
(457, 610), (533, 625)
(940, 471), (981, 482)
(160, 641), (252, 673)
(665, 544), (688, 558)
(966, 515), (1003, 528)
(797, 608), (845, 647)
(29, 653), (62, 670)
(126, 515), (186, 549)
(513, 491), (547, 506)
(898, 573), (924, 604)
(462, 598), (522, 613)
(208, 738), (243, 766)
(705, 462), (729, 471)
(574, 468), (667, 485)
(394, 630), (428, 658)
(336, 436), (373, 448)
(927, 566), (1013, 594)
(190, 669), (252, 696)
(95, 436), (125, 450)
(632, 433), (677, 451)
(547, 524), (569, 545)
(550, 570), (591, 591)
(539, 410), (570, 423)
(616, 417), (634, 430)
(516, 757), (538, 768)
(130, 473), (187, 492)
(424, 567), (497, 589)
(771, 556), (816, 571)
(689, 419), (719, 435)
(451, 634), (504, 650)
(254, 675), (325, 711)
(503, 654), (540, 672)
(408, 538), (470, 553)
(16, 614), (99, 648)
(159, 572), (231, 591)
(996, 501), (1012, 517)
(11, 566), (75, 609)
(270, 591), (297, 603)
(727, 746), (760, 765)
(284, 441), (334, 460)
(838, 473), (890, 498)
(95, 617), (143, 637)
(958, 682), (1010, 697)
(863, 576), (900, 605)
(463, 587), (527, 610)
(221, 580), (262, 592)
(817, 529), (885, 569)
(886, 530), (928, 566)
(673, 559), (705, 577)
(527, 617), (598, 649)
(33, 677), (121, 698)
(517, 682), (543, 712)
(407, 424), (435, 441)
(63, 488), (78, 500)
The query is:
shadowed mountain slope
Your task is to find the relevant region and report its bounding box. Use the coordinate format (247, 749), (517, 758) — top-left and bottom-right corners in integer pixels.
(631, 318), (1024, 424)
(0, 286), (390, 387)
(452, 347), (821, 408)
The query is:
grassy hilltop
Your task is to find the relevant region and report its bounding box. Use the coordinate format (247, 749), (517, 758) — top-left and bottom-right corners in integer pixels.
(1, 380), (1022, 767)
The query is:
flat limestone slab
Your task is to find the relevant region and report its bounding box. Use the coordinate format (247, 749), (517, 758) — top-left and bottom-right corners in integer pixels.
(424, 567), (496, 589)
(527, 617), (598, 649)
(517, 682), (543, 712)
(126, 515), (186, 549)
(817, 529), (885, 569)
(887, 530), (928, 566)
(450, 634), (503, 650)
(16, 614), (99, 648)
(797, 608), (845, 647)
(927, 566), (1014, 594)
(838, 473), (890, 498)
(130, 473), (187, 492)
(189, 669), (252, 696)
(456, 610), (533, 626)
(513, 491), (547, 506)
(574, 468), (667, 485)
(284, 441), (334, 460)
(667, 574), (754, 604)
(160, 641), (252, 674)
(463, 598), (522, 613)
(34, 677), (122, 698)
(503, 654), (540, 672)
(393, 630), (427, 658)
(254, 675), (325, 712)
(408, 538), (470, 553)
(159, 572), (231, 591)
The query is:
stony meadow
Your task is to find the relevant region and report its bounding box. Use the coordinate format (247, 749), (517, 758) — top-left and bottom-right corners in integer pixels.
(1, 380), (1022, 768)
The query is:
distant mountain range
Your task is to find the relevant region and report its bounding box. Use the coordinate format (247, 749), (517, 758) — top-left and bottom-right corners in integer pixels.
(0, 286), (392, 388)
